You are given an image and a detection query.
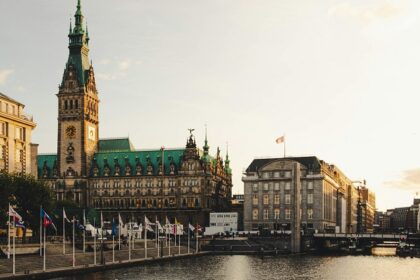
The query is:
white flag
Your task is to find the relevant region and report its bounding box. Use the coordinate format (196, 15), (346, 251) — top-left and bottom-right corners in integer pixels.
(118, 213), (124, 226)
(8, 205), (22, 220)
(100, 212), (104, 228)
(145, 216), (155, 226)
(157, 221), (163, 231)
(63, 208), (70, 223)
(188, 223), (195, 232)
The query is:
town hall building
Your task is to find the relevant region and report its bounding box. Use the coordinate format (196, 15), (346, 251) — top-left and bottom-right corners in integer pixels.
(37, 0), (233, 226)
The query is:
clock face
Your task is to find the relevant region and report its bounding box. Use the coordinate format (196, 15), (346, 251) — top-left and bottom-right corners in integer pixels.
(88, 125), (96, 141)
(65, 126), (76, 138)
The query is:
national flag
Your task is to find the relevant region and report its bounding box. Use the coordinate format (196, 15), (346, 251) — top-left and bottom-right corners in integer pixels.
(196, 224), (203, 232)
(14, 218), (25, 229)
(63, 208), (70, 223)
(42, 210), (57, 231)
(145, 216), (154, 232)
(275, 135), (285, 144)
(8, 205), (22, 220)
(111, 219), (117, 236)
(76, 220), (85, 231)
(188, 223), (195, 232)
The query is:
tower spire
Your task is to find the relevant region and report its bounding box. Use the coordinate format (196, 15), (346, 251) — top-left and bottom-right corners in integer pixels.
(63, 0), (91, 87)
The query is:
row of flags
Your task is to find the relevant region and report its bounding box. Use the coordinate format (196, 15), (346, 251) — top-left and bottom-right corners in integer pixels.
(6, 206), (202, 236)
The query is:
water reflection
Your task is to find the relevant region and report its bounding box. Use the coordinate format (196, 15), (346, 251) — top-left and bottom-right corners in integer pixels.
(53, 255), (420, 280)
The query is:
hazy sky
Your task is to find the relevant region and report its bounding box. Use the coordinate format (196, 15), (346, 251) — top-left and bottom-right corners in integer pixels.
(1, 0), (420, 211)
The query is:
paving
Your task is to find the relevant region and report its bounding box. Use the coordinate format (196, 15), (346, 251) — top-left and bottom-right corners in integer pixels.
(0, 240), (193, 278)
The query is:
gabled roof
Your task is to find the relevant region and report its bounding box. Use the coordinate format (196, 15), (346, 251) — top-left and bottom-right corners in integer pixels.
(92, 148), (185, 176)
(245, 156), (321, 173)
(98, 138), (134, 152)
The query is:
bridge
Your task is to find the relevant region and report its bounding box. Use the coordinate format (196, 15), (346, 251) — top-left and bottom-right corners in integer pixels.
(314, 233), (408, 241)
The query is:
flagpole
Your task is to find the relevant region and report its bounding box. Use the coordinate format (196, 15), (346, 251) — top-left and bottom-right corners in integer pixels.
(118, 212), (121, 251)
(128, 217), (131, 261)
(93, 217), (97, 265)
(40, 205), (42, 257)
(284, 134), (286, 158)
(62, 208), (65, 255)
(195, 223), (198, 253)
(43, 221), (46, 271)
(178, 223), (180, 255)
(168, 221), (171, 256)
(12, 218), (15, 275)
(72, 217), (75, 268)
(112, 234), (115, 263)
(144, 215), (147, 259)
(188, 224), (190, 254)
(83, 209), (86, 253)
(7, 204), (10, 259)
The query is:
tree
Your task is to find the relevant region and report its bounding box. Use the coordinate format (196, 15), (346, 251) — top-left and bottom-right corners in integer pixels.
(0, 172), (54, 240)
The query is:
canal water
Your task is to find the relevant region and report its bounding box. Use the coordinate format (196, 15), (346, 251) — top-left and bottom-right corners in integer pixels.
(53, 255), (420, 280)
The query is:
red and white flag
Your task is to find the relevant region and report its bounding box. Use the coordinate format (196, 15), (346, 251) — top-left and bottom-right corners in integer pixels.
(8, 205), (22, 220)
(275, 136), (285, 144)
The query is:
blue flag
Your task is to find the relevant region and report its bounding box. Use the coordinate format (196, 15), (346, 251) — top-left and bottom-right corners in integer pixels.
(111, 219), (117, 236)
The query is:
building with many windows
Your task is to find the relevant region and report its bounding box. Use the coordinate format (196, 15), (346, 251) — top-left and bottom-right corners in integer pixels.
(0, 93), (37, 175)
(242, 156), (361, 233)
(36, 1), (232, 226)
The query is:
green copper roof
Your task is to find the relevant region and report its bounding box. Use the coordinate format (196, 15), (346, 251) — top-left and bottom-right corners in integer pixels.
(98, 138), (135, 152)
(92, 148), (185, 176)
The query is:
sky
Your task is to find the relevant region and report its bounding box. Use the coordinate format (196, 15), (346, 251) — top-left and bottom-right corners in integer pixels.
(1, 0), (420, 211)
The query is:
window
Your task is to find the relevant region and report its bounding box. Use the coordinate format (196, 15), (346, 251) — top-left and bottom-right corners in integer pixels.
(274, 194), (280, 204)
(252, 209), (259, 220)
(263, 172), (269, 179)
(15, 127), (25, 141)
(308, 181), (313, 190)
(252, 183), (258, 192)
(263, 194), (269, 205)
(285, 182), (291, 190)
(307, 193), (313, 204)
(285, 209), (291, 220)
(274, 171), (280, 178)
(0, 122), (6, 136)
(263, 183), (268, 191)
(285, 194), (291, 204)
(285, 171), (291, 178)
(274, 209), (280, 219)
(308, 208), (313, 219)
(263, 209), (269, 220)
(274, 182), (280, 190)
(252, 194), (258, 205)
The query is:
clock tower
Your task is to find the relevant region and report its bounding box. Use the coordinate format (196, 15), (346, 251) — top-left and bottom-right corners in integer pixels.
(57, 0), (99, 202)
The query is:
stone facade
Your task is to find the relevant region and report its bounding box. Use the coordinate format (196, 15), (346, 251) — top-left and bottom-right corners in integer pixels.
(37, 1), (232, 227)
(0, 93), (36, 175)
(243, 156), (357, 233)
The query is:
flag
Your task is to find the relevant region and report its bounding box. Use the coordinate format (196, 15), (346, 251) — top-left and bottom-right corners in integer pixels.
(42, 210), (57, 231)
(76, 220), (85, 231)
(14, 218), (25, 229)
(196, 224), (203, 232)
(118, 213), (124, 227)
(111, 219), (117, 236)
(63, 208), (70, 223)
(165, 217), (170, 225)
(157, 221), (163, 231)
(275, 135), (285, 144)
(188, 223), (195, 232)
(145, 216), (154, 232)
(8, 205), (22, 220)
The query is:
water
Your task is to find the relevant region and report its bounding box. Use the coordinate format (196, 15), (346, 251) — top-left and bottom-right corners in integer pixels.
(54, 255), (420, 280)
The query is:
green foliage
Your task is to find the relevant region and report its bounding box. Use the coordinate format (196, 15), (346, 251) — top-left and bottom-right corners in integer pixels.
(0, 172), (54, 235)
